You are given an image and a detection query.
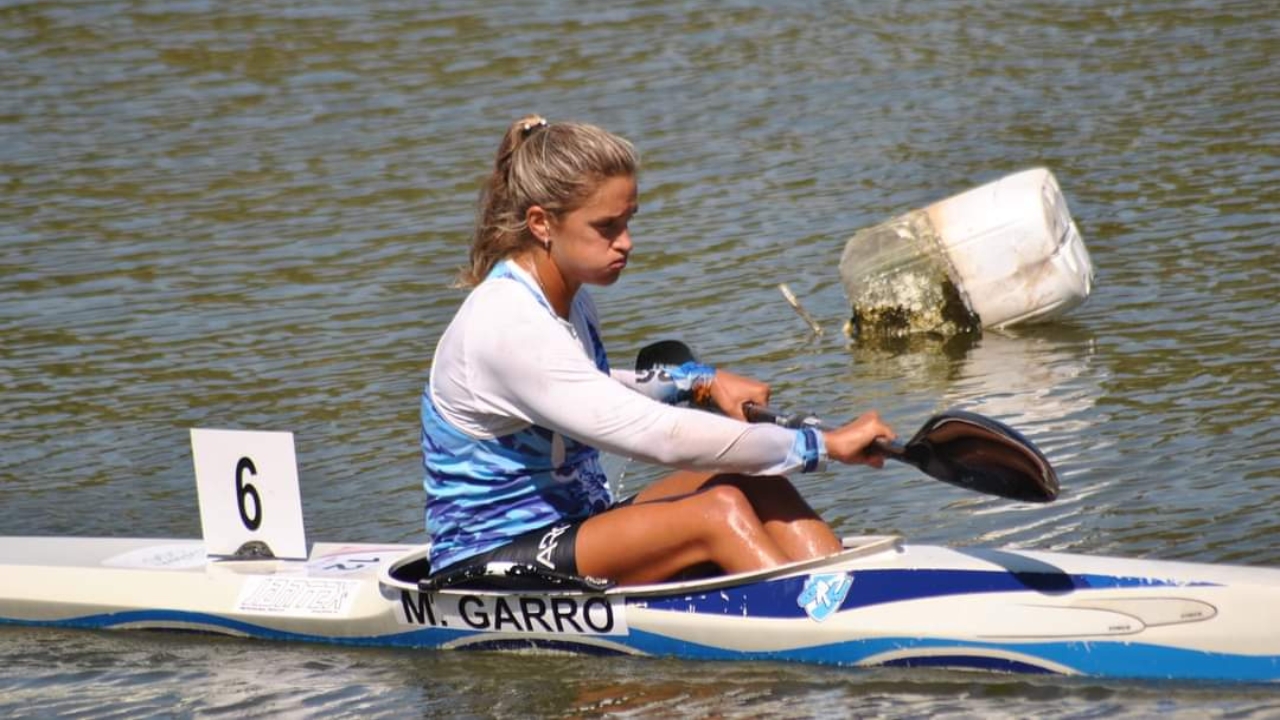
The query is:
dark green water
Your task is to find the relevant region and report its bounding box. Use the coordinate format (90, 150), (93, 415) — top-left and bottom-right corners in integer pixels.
(2, 1), (1277, 717)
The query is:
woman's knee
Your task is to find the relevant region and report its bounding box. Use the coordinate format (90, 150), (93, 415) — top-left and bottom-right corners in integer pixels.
(692, 484), (761, 525)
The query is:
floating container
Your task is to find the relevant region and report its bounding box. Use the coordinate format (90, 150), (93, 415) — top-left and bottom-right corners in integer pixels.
(839, 168), (1094, 338)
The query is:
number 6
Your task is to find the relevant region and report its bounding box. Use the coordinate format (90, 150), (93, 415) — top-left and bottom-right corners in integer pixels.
(235, 457), (263, 531)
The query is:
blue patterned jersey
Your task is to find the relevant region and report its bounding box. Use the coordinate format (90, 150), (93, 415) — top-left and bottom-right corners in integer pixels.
(422, 262), (614, 572)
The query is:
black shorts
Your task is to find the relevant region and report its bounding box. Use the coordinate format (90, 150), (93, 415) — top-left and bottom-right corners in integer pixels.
(443, 495), (636, 578)
(465, 521), (582, 574)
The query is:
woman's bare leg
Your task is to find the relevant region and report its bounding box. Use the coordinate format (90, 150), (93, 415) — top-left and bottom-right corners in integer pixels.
(631, 470), (842, 562)
(575, 483), (790, 585)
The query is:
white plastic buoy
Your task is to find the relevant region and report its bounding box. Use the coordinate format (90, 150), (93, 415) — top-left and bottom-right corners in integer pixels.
(839, 168), (1094, 337)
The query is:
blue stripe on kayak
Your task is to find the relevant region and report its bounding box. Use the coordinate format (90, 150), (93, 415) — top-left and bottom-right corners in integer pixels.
(456, 638), (631, 657)
(1, 569), (1205, 636)
(618, 629), (1280, 683)
(4, 610), (1278, 682)
(0, 610), (458, 648)
(638, 569), (1211, 619)
(877, 654), (1060, 675)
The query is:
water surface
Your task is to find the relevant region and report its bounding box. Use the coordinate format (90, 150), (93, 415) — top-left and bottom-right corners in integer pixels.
(2, 1), (1277, 717)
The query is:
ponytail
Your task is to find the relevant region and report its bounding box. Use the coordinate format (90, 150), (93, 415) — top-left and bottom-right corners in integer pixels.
(462, 115), (638, 286)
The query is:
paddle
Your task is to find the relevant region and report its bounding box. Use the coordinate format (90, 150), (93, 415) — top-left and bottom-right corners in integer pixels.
(635, 340), (1060, 503)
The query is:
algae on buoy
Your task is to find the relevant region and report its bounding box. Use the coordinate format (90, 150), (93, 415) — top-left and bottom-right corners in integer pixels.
(840, 209), (980, 340)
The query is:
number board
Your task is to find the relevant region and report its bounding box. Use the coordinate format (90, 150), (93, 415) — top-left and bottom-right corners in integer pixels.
(190, 428), (308, 560)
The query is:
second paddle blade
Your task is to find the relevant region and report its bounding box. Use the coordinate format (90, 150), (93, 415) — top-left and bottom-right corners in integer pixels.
(635, 339), (698, 371)
(901, 410), (1060, 503)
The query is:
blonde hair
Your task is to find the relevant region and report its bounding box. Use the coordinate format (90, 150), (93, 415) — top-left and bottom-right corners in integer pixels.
(462, 114), (639, 286)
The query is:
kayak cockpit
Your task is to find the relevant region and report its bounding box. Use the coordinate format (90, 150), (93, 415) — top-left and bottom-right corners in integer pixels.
(379, 535), (904, 597)
(382, 547), (616, 593)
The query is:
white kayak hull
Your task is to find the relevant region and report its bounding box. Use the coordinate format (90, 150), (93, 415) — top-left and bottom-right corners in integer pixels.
(3, 534), (1279, 683)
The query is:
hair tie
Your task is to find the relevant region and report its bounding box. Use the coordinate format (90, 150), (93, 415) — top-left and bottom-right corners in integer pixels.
(520, 118), (549, 138)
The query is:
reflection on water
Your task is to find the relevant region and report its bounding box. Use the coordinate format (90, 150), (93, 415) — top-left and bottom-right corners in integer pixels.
(836, 324), (1101, 447)
(3, 0), (1278, 716)
(945, 326), (1102, 434)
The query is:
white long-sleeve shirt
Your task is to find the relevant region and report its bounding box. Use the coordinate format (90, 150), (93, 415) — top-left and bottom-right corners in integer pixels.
(422, 260), (824, 570)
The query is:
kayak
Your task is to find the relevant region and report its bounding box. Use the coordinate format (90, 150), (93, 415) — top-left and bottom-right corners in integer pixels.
(2, 532), (1279, 683)
(3, 426), (1274, 684)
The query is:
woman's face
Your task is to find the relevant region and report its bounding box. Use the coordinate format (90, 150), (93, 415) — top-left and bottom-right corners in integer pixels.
(548, 174), (637, 287)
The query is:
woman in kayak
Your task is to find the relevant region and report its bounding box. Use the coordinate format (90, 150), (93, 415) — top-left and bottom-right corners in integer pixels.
(423, 115), (895, 585)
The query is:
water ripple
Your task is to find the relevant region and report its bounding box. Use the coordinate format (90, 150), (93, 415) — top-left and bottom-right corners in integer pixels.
(2, 0), (1278, 715)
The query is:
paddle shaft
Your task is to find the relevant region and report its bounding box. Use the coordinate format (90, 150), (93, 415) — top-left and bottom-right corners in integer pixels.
(741, 402), (907, 462)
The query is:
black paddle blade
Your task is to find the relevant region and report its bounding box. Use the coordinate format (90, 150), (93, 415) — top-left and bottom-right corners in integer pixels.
(635, 340), (698, 371)
(896, 410), (1059, 503)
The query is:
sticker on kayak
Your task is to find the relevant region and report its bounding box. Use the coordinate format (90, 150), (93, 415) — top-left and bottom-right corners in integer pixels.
(797, 572), (852, 622)
(397, 590), (628, 636)
(306, 548), (404, 576)
(103, 543), (208, 571)
(236, 577), (361, 617)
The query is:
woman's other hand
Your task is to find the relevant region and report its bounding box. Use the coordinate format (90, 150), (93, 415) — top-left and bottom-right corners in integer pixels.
(698, 370), (770, 421)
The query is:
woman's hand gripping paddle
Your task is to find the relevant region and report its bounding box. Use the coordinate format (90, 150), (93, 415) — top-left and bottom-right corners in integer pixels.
(635, 340), (1060, 503)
